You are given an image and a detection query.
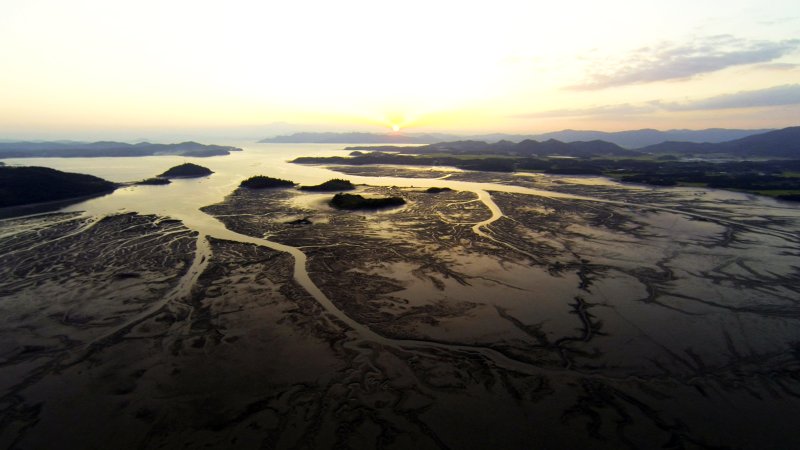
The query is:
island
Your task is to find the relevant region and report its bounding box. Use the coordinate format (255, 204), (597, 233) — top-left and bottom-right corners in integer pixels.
(0, 141), (242, 158)
(425, 187), (452, 193)
(157, 163), (214, 178)
(329, 193), (405, 210)
(298, 178), (356, 191)
(0, 166), (117, 208)
(239, 175), (295, 189)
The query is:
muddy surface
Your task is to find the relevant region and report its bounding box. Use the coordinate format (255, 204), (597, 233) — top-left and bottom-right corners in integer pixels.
(1, 168), (800, 449)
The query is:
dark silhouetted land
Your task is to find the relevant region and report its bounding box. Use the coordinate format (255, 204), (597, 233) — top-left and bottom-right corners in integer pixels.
(299, 179), (356, 191)
(0, 166), (117, 207)
(239, 175), (295, 189)
(425, 187), (453, 193)
(329, 193), (405, 210)
(157, 163), (213, 178)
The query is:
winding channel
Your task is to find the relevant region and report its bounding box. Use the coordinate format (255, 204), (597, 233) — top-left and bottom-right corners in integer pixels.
(9, 170), (799, 375)
(90, 176), (796, 377)
(177, 209), (569, 377)
(73, 181), (570, 375)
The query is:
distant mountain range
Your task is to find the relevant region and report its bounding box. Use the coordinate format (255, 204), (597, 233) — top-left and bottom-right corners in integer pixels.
(525, 128), (774, 149)
(259, 128), (773, 148)
(641, 127), (800, 158)
(344, 126), (800, 158)
(387, 139), (640, 158)
(0, 141), (242, 158)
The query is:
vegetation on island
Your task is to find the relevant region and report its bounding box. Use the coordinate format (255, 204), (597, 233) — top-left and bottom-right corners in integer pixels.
(611, 162), (800, 200)
(0, 166), (117, 207)
(135, 177), (171, 185)
(157, 163), (213, 178)
(425, 187), (453, 193)
(329, 193), (405, 210)
(299, 179), (356, 191)
(240, 175), (295, 189)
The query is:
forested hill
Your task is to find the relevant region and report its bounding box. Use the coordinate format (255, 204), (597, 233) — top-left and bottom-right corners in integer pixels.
(0, 166), (117, 207)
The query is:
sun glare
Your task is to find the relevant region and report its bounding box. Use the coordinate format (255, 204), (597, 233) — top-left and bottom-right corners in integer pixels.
(391, 125), (401, 132)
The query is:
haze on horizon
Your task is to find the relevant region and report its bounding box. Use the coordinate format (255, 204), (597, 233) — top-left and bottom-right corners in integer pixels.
(1, 0), (799, 141)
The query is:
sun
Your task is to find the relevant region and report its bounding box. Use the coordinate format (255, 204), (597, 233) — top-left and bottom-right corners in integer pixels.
(391, 124), (401, 132)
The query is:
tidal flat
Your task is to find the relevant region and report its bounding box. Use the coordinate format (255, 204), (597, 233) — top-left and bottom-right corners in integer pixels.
(1, 164), (799, 449)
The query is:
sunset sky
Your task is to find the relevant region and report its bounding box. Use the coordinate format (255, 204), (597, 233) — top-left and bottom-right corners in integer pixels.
(1, 0), (799, 139)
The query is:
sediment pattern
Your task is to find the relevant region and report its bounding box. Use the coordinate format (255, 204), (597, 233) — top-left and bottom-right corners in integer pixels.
(1, 171), (800, 449)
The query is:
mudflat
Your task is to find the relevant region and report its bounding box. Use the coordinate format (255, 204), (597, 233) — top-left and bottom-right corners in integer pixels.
(1, 170), (799, 449)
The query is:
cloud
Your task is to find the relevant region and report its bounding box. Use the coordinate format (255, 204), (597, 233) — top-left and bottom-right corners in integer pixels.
(660, 84), (800, 110)
(569, 35), (800, 90)
(517, 85), (800, 119)
(756, 62), (799, 70)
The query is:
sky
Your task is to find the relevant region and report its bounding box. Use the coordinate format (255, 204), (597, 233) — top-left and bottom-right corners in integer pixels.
(1, 0), (799, 140)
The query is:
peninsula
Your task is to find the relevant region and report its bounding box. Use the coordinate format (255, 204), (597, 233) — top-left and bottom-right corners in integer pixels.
(0, 166), (117, 207)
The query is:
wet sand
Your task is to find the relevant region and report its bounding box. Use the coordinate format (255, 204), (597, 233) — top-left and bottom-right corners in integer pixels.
(1, 167), (800, 449)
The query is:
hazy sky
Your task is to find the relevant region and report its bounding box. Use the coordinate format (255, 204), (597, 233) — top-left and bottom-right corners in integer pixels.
(1, 0), (799, 138)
